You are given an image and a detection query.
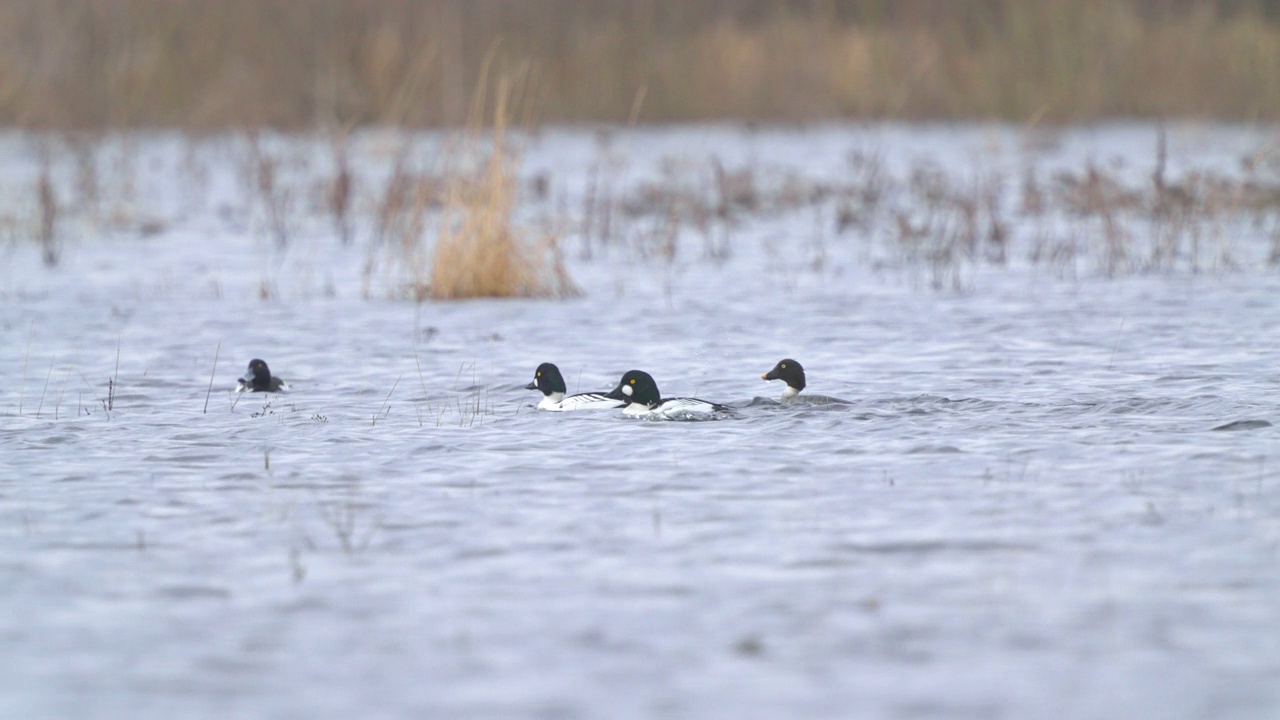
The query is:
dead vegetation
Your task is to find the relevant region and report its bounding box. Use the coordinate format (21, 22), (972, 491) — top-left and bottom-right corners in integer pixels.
(36, 146), (58, 266)
(426, 74), (576, 300)
(1, 1), (1280, 129)
(9, 124), (1279, 294)
(577, 129), (1280, 289)
(358, 66), (576, 301)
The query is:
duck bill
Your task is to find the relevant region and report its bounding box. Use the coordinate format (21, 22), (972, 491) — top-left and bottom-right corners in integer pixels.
(524, 381), (538, 391)
(762, 370), (779, 381)
(605, 386), (628, 401)
(240, 370), (257, 384)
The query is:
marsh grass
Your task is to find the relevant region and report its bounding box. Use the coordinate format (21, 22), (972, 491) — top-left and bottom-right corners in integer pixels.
(246, 132), (295, 249)
(2, 1), (1279, 129)
(326, 129), (355, 246)
(426, 70), (577, 300)
(359, 140), (452, 299)
(359, 62), (577, 301)
(437, 361), (494, 427)
(13, 122), (1280, 299)
(591, 128), (1280, 286)
(66, 131), (100, 218)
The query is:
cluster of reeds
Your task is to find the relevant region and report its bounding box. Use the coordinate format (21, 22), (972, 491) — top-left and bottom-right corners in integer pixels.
(880, 166), (1010, 290)
(402, 357), (501, 428)
(587, 131), (1280, 286)
(8, 131), (165, 268)
(14, 107), (572, 300)
(427, 75), (576, 300)
(579, 152), (832, 269)
(1029, 136), (1280, 276)
(363, 68), (576, 301)
(1, 1), (1279, 129)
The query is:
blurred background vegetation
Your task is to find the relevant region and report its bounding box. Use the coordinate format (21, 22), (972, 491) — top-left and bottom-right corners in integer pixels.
(2, 0), (1278, 129)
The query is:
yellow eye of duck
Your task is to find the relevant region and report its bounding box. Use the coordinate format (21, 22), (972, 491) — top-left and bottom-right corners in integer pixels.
(536, 372), (541, 377)
(781, 363), (787, 368)
(629, 378), (635, 384)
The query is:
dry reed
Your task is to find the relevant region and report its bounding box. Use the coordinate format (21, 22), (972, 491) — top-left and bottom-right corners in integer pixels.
(36, 147), (58, 265)
(426, 70), (576, 300)
(591, 130), (1280, 284)
(1, 1), (1278, 129)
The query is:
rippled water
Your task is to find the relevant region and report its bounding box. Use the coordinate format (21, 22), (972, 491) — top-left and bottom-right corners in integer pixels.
(1, 125), (1278, 719)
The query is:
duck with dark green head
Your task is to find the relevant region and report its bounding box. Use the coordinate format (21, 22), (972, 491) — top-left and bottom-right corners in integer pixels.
(605, 370), (733, 419)
(525, 362), (621, 411)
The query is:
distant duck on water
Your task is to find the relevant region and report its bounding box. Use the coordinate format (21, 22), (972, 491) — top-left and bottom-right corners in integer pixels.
(237, 358), (288, 393)
(525, 362), (622, 411)
(605, 370), (734, 419)
(761, 359), (848, 405)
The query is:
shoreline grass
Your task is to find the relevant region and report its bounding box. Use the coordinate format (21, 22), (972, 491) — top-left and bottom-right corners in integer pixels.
(1, 1), (1279, 130)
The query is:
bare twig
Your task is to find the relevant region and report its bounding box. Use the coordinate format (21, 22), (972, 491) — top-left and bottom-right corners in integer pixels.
(203, 341), (221, 414)
(37, 147), (58, 266)
(19, 321), (32, 415)
(108, 337), (120, 412)
(35, 357), (55, 419)
(372, 375), (402, 426)
(73, 369), (109, 419)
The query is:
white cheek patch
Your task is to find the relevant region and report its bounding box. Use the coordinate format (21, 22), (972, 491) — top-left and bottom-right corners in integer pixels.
(621, 384), (633, 397)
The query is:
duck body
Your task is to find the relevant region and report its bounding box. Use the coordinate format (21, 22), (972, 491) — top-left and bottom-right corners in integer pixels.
(761, 358), (848, 405)
(605, 370), (733, 419)
(526, 362), (622, 411)
(238, 358), (288, 393)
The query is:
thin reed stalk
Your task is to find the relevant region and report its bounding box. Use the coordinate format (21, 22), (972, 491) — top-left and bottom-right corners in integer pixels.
(110, 339), (120, 412)
(19, 321), (31, 415)
(35, 358), (55, 419)
(204, 341), (220, 414)
(371, 375), (401, 426)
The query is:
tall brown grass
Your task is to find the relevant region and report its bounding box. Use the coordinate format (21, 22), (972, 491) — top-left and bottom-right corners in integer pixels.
(1, 0), (1278, 129)
(428, 71), (576, 300)
(358, 63), (575, 301)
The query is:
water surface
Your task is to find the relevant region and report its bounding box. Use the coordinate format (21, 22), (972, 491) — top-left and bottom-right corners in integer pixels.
(1, 124), (1278, 719)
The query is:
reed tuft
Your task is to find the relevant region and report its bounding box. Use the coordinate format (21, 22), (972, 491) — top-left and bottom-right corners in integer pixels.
(427, 73), (576, 300)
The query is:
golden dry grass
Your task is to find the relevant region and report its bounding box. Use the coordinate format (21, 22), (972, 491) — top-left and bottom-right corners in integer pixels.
(426, 72), (575, 300)
(1, 0), (1279, 128)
